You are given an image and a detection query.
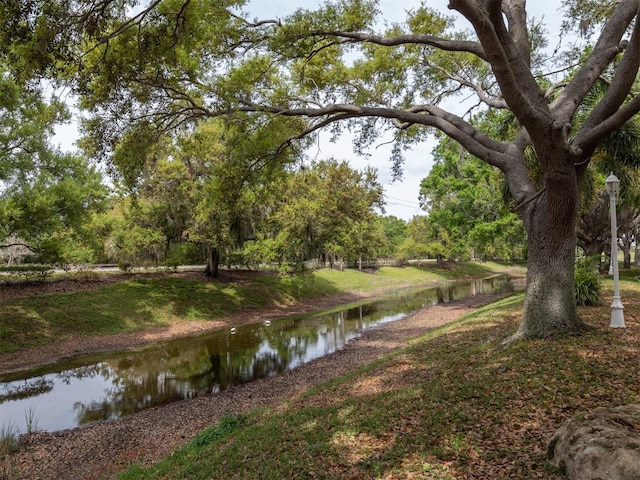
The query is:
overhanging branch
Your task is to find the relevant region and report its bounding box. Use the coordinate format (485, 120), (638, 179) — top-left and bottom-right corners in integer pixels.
(574, 92), (640, 155)
(579, 6), (640, 132)
(0, 242), (36, 252)
(448, 0), (551, 134)
(230, 100), (517, 171)
(309, 30), (487, 60)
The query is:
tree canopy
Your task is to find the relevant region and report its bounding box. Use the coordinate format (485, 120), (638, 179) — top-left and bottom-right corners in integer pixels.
(419, 135), (526, 262)
(0, 66), (108, 262)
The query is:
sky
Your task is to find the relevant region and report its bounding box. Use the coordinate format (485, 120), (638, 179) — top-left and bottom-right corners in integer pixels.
(53, 0), (568, 220)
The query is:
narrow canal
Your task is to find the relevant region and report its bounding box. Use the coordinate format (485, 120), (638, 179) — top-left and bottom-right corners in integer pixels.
(0, 275), (516, 434)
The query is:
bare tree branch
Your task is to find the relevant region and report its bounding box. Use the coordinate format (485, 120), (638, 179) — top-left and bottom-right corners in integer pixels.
(424, 60), (508, 109)
(228, 12), (281, 28)
(0, 242), (36, 252)
(448, 0), (551, 136)
(230, 99), (520, 171)
(501, 0), (530, 67)
(573, 92), (640, 155)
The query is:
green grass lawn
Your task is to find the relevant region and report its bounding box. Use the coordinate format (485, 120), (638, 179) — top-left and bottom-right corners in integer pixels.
(116, 275), (640, 480)
(0, 263), (511, 354)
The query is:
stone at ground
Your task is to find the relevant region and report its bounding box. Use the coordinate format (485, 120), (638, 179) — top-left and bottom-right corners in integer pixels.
(548, 404), (640, 480)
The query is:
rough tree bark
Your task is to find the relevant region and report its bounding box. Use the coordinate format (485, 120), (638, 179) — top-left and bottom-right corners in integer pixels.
(516, 162), (585, 338)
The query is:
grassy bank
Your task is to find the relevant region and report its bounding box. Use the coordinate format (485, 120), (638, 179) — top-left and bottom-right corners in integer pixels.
(0, 262), (511, 355)
(117, 274), (640, 480)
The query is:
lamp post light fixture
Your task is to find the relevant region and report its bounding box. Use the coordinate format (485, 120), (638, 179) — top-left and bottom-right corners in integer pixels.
(605, 173), (625, 328)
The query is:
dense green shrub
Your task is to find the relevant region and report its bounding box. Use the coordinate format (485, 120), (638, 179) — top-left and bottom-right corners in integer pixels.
(575, 257), (604, 306)
(165, 242), (203, 267)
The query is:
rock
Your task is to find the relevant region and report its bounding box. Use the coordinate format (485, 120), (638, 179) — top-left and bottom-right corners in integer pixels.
(548, 404), (640, 480)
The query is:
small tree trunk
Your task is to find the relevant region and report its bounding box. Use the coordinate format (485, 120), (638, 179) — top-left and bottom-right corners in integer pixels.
(622, 247), (632, 269)
(602, 239), (612, 272)
(619, 236), (633, 269)
(204, 247), (220, 278)
(635, 244), (640, 266)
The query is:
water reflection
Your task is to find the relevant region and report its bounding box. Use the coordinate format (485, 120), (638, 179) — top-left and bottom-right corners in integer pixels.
(0, 276), (514, 433)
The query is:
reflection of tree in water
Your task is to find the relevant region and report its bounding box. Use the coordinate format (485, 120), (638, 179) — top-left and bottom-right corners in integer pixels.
(72, 347), (216, 425)
(70, 313), (358, 424)
(57, 364), (107, 385)
(0, 377), (53, 402)
(68, 276), (515, 425)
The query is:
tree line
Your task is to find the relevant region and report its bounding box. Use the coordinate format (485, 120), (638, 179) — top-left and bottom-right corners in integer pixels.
(6, 81), (639, 276)
(0, 89), (526, 274)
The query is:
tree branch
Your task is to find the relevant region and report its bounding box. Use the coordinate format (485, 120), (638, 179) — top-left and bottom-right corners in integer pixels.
(95, 0), (162, 43)
(424, 60), (508, 109)
(0, 242), (36, 252)
(448, 0), (551, 136)
(232, 100), (519, 172)
(501, 0), (530, 67)
(551, 0), (638, 122)
(309, 30), (487, 60)
(578, 6), (640, 134)
(573, 92), (640, 156)
(228, 12), (282, 28)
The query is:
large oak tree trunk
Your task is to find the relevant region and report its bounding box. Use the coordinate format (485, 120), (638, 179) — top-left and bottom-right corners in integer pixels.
(515, 167), (588, 339)
(518, 227), (582, 338)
